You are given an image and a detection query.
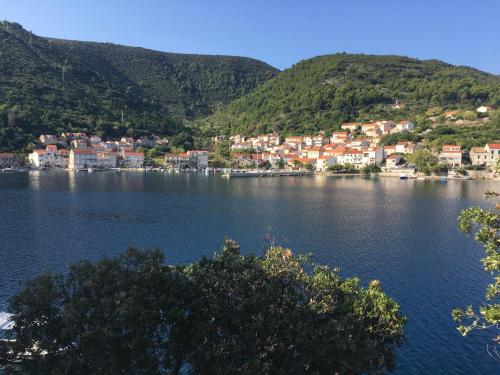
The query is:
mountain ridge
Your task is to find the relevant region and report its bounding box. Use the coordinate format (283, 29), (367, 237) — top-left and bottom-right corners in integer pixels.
(199, 53), (500, 136)
(0, 21), (278, 151)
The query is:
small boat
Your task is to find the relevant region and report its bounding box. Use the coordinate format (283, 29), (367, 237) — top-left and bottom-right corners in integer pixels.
(0, 311), (14, 330)
(399, 174), (408, 180)
(88, 168), (94, 173)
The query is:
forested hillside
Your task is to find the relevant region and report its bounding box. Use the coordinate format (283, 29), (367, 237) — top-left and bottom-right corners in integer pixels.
(200, 54), (500, 136)
(2, 22), (499, 152)
(0, 21), (277, 151)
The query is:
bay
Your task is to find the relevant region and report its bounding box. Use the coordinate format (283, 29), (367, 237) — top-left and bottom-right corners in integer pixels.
(0, 170), (498, 374)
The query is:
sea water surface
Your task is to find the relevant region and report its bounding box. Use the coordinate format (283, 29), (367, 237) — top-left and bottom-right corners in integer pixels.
(0, 170), (498, 374)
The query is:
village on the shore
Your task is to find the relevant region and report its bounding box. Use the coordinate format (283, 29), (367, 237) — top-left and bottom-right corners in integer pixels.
(0, 106), (499, 179)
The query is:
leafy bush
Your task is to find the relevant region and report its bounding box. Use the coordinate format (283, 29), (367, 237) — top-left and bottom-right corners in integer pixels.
(0, 240), (405, 374)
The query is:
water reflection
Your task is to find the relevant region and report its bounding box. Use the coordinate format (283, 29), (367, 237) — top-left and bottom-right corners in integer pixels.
(0, 171), (498, 374)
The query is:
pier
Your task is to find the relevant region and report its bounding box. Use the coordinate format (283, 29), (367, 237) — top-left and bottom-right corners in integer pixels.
(222, 170), (313, 178)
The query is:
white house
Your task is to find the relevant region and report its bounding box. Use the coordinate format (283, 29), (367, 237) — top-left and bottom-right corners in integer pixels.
(312, 135), (329, 147)
(259, 133), (280, 146)
(303, 136), (314, 147)
(284, 136), (304, 150)
(72, 139), (89, 149)
(96, 152), (117, 169)
(484, 143), (500, 165)
(347, 139), (371, 149)
(121, 151), (144, 168)
(386, 154), (402, 168)
(438, 145), (462, 167)
(476, 106), (493, 114)
(393, 121), (415, 132)
(39, 134), (58, 145)
(165, 153), (190, 169)
(470, 147), (488, 166)
(304, 147), (323, 159)
(395, 142), (416, 154)
(29, 149), (56, 168)
(375, 121), (395, 134)
(337, 149), (363, 168)
(340, 123), (361, 132)
(316, 156), (336, 171)
(383, 145), (396, 158)
(362, 147), (384, 165)
(229, 134), (246, 145)
(187, 150), (209, 169)
(330, 132), (349, 144)
(68, 149), (98, 170)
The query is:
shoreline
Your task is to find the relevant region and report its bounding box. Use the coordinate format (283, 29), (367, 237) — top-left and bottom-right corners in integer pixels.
(2, 167), (498, 181)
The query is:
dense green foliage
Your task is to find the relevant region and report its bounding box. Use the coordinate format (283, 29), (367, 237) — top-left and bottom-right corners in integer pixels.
(0, 21), (277, 151)
(453, 192), (499, 357)
(362, 164), (382, 175)
(406, 149), (448, 175)
(0, 239), (405, 374)
(328, 163), (358, 173)
(200, 54), (500, 136)
(424, 117), (500, 151)
(379, 132), (422, 146)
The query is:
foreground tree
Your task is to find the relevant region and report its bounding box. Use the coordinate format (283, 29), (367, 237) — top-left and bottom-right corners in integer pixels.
(1, 240), (405, 374)
(453, 192), (499, 358)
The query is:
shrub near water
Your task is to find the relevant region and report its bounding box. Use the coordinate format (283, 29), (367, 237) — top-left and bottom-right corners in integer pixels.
(0, 239), (405, 374)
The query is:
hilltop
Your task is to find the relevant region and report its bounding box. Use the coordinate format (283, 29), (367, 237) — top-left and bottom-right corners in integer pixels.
(0, 21), (277, 151)
(200, 54), (500, 136)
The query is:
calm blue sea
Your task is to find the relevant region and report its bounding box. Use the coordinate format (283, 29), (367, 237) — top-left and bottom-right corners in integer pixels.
(0, 170), (498, 374)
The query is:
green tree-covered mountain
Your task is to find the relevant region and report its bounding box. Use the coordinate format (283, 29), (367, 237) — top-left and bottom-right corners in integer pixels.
(201, 54), (500, 136)
(0, 21), (277, 150)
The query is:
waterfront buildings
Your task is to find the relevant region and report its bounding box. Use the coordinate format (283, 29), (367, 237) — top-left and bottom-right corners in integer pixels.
(187, 150), (209, 169)
(68, 149), (98, 170)
(121, 151), (145, 168)
(29, 146), (69, 168)
(386, 154), (402, 168)
(316, 155), (336, 171)
(164, 150), (209, 170)
(470, 143), (500, 166)
(165, 153), (190, 169)
(438, 145), (462, 167)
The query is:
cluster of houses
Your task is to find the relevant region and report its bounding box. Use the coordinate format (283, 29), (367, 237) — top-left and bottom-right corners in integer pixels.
(435, 143), (499, 168)
(227, 120), (417, 171)
(2, 118), (498, 173)
(28, 133), (154, 170)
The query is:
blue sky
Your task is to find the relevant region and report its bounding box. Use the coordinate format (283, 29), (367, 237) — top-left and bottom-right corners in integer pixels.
(2, 0), (499, 73)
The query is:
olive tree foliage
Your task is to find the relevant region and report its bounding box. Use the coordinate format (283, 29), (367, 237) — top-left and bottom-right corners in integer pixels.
(453, 191), (500, 359)
(1, 240), (405, 374)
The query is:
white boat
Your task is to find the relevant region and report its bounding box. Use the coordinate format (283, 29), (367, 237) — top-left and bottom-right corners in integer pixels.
(88, 168), (94, 173)
(0, 311), (13, 330)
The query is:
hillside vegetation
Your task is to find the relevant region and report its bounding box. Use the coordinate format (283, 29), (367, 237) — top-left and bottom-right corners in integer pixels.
(0, 21), (277, 151)
(200, 54), (500, 136)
